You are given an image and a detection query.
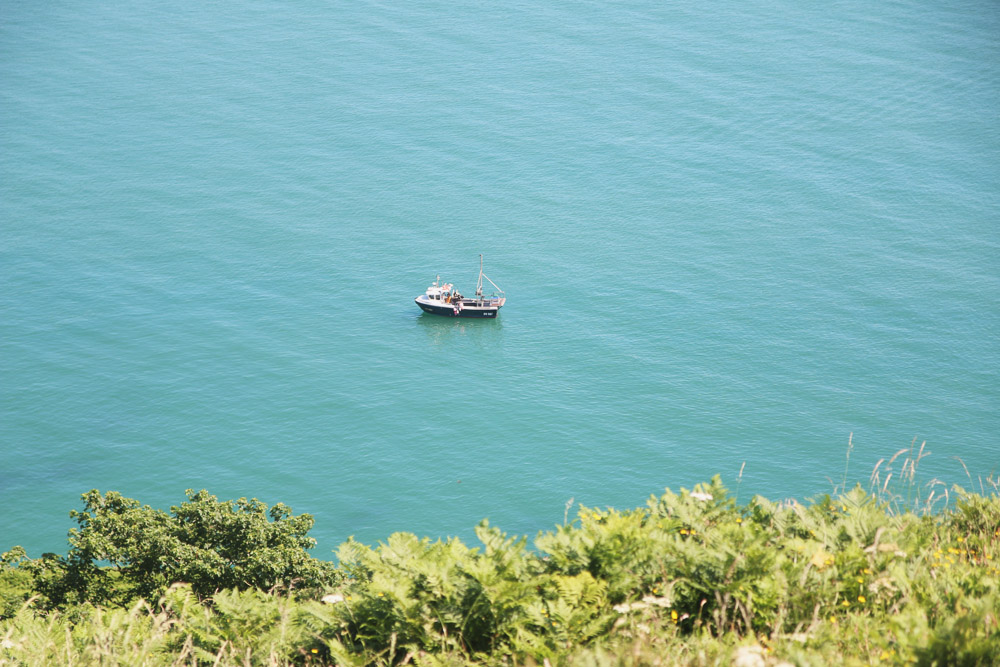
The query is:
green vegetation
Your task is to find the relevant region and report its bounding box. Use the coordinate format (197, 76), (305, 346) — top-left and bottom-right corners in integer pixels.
(1, 489), (338, 614)
(2, 471), (998, 666)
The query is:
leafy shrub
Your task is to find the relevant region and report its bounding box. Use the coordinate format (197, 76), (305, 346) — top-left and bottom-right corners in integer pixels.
(14, 489), (339, 610)
(2, 477), (998, 665)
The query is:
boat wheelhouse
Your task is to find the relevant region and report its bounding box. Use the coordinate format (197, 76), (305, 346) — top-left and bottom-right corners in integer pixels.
(414, 256), (506, 318)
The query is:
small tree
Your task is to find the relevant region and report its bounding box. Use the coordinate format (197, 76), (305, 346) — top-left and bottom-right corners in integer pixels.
(0, 547), (36, 618)
(35, 489), (337, 608)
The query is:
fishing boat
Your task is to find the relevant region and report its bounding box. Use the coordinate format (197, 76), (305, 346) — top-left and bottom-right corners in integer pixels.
(415, 255), (506, 318)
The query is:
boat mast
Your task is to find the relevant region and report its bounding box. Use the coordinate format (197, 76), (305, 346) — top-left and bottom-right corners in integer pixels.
(476, 254), (483, 297)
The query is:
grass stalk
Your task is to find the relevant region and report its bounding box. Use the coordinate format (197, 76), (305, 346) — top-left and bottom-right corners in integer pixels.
(840, 433), (854, 494)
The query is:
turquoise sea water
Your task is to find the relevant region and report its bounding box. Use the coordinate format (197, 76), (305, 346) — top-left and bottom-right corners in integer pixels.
(2, 1), (998, 557)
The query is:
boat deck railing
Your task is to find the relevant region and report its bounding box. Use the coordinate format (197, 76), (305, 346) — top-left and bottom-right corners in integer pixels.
(461, 297), (504, 308)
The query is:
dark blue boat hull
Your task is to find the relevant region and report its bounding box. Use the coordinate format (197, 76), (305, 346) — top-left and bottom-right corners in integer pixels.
(415, 298), (499, 318)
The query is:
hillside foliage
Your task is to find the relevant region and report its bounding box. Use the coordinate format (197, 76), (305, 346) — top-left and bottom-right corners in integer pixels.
(2, 476), (998, 666)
